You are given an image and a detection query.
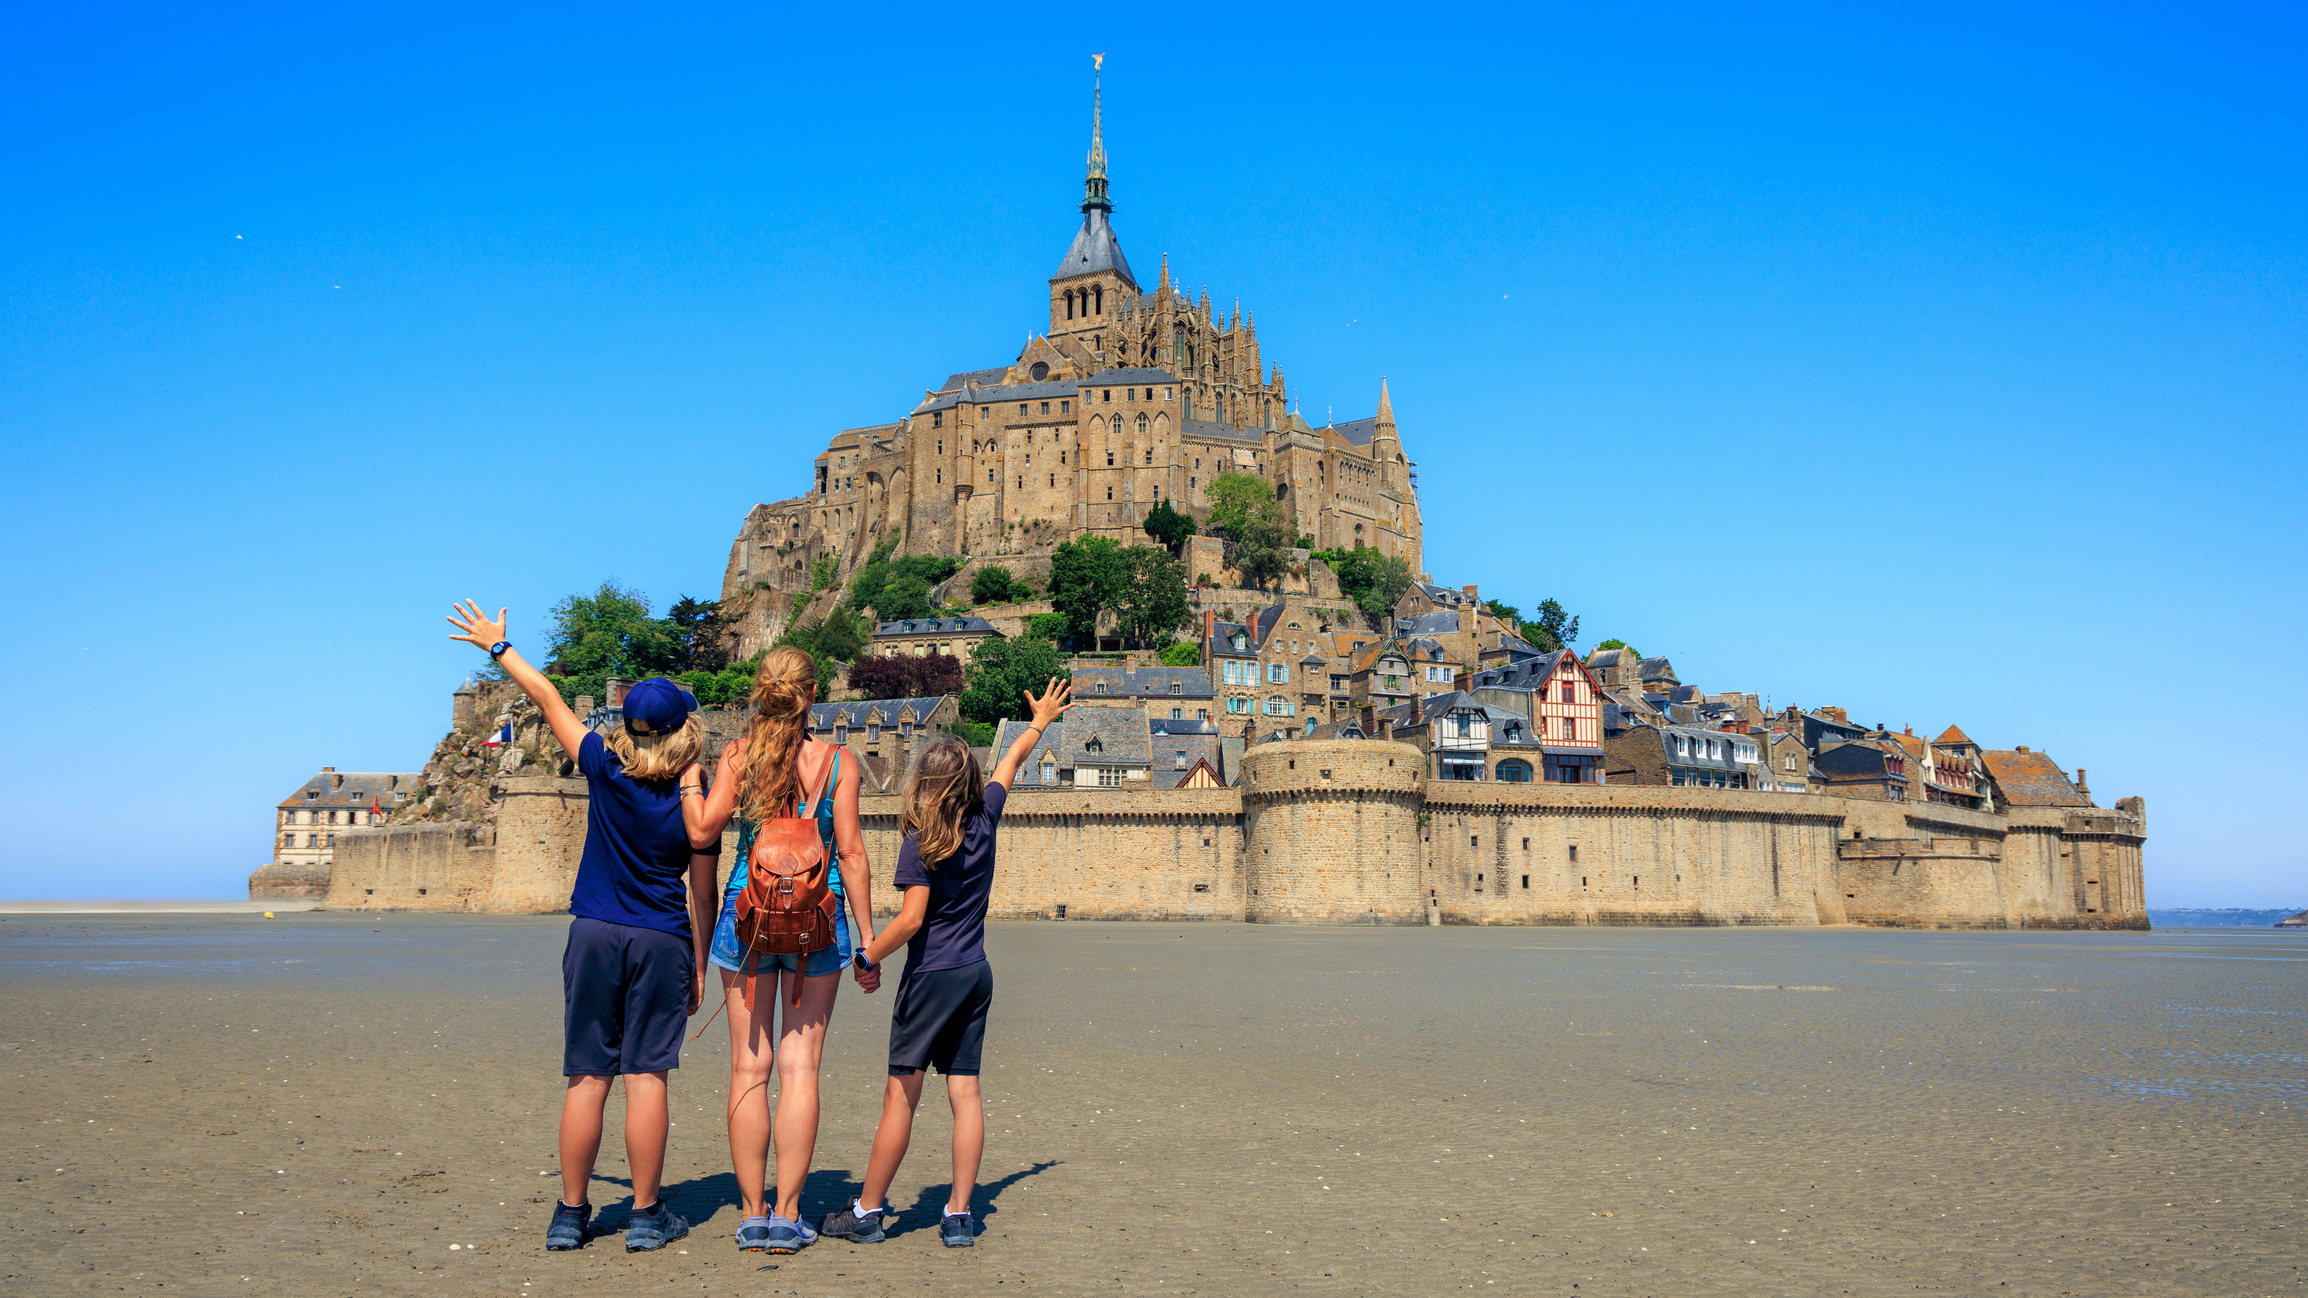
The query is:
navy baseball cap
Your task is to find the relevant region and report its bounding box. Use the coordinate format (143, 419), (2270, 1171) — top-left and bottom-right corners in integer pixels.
(623, 677), (697, 734)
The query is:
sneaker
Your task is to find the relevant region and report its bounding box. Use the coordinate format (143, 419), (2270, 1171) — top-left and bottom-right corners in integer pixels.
(733, 1216), (773, 1252)
(794, 1215), (819, 1247)
(939, 1211), (975, 1248)
(545, 1201), (591, 1251)
(819, 1199), (887, 1244)
(761, 1215), (808, 1255)
(624, 1202), (690, 1252)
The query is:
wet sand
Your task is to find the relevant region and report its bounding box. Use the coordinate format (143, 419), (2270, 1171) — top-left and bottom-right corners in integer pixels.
(1, 915), (2299, 1296)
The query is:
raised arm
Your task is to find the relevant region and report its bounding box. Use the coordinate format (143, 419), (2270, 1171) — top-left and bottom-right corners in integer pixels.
(691, 737), (746, 845)
(988, 677), (1073, 789)
(446, 602), (590, 760)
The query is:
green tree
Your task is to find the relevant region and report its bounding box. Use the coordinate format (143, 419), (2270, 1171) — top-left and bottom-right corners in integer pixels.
(1483, 598), (1521, 627)
(1141, 498), (1196, 555)
(543, 580), (687, 705)
(678, 653), (762, 708)
(942, 718), (996, 748)
(1158, 639), (1203, 667)
(667, 596), (731, 672)
(1526, 599), (1581, 653)
(1048, 534), (1132, 646)
(808, 550), (839, 592)
(1312, 545), (1414, 618)
(971, 565), (1024, 605)
(1595, 638), (1638, 656)
(1026, 612), (1070, 640)
(773, 604), (870, 695)
(1205, 472), (1294, 593)
(959, 635), (1071, 725)
(1117, 546), (1192, 647)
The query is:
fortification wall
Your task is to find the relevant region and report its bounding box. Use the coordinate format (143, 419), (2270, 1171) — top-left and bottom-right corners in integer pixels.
(1241, 740), (1426, 924)
(487, 778), (595, 912)
(247, 863), (333, 901)
(1420, 783), (1848, 926)
(325, 824), (498, 911)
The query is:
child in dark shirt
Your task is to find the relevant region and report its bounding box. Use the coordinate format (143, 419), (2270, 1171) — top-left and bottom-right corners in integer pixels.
(821, 678), (1072, 1249)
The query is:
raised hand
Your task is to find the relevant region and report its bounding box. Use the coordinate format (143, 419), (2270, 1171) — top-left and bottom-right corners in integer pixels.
(446, 600), (508, 653)
(1023, 677), (1075, 729)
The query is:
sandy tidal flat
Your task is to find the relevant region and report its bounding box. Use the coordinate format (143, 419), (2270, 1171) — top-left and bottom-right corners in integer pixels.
(1, 915), (2300, 1296)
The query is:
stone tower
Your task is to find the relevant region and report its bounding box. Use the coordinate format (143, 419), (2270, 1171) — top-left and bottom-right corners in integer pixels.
(1242, 739), (1427, 923)
(1048, 73), (1136, 355)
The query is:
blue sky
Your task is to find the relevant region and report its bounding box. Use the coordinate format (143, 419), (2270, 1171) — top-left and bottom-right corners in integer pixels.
(2, 3), (2300, 906)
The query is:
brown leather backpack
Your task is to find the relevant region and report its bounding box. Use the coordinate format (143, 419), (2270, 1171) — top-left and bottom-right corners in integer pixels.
(730, 744), (840, 1009)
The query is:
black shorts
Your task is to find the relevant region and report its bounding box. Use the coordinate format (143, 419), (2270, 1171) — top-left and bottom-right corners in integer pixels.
(563, 916), (691, 1076)
(887, 959), (993, 1077)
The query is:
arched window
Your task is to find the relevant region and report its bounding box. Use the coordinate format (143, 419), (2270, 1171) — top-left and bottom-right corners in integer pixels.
(1173, 325), (1187, 365)
(1217, 395), (1226, 424)
(1031, 362), (1049, 381)
(1496, 759), (1534, 783)
(1093, 286), (1103, 314)
(1064, 290), (1074, 320)
(1135, 413), (1148, 438)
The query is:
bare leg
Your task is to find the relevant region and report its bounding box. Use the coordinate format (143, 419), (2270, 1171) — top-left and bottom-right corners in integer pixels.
(622, 1070), (671, 1209)
(722, 972), (777, 1220)
(857, 1070), (927, 1212)
(769, 968), (842, 1221)
(945, 1074), (984, 1215)
(559, 1075), (612, 1208)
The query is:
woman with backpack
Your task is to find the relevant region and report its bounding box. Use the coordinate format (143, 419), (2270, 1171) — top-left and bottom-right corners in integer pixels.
(692, 645), (876, 1255)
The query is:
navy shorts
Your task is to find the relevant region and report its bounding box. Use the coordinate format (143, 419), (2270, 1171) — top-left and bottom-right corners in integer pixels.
(887, 959), (993, 1077)
(563, 916), (692, 1076)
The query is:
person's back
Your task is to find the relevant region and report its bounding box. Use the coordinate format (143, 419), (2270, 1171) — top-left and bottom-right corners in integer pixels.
(825, 678), (1072, 1249)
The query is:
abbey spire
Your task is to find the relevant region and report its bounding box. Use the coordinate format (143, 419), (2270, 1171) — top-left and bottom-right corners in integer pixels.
(1049, 59), (1135, 338)
(1083, 67), (1109, 213)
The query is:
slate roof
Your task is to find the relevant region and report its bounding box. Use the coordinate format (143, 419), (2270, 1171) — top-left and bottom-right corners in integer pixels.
(1209, 620), (1255, 656)
(1254, 603), (1287, 645)
(1980, 749), (2089, 806)
(1329, 415), (1380, 447)
(914, 380), (1081, 414)
(1300, 653), (1329, 667)
(939, 367), (1009, 392)
(1492, 632), (1545, 661)
(1375, 690), (1530, 740)
(1586, 648), (1630, 669)
(1636, 656), (1679, 684)
(1410, 581), (1479, 608)
(1070, 665), (1216, 700)
(1052, 207), (1135, 285)
(1466, 649), (1573, 692)
(1626, 723), (1762, 773)
(995, 708), (1151, 782)
(279, 771), (418, 811)
(1397, 610), (1460, 637)
(876, 615), (997, 637)
(1183, 417), (1263, 444)
(812, 696), (952, 731)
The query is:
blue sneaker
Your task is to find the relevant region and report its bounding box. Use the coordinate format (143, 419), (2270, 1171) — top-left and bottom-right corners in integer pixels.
(940, 1211), (975, 1248)
(819, 1199), (887, 1244)
(734, 1216), (773, 1252)
(761, 1215), (808, 1255)
(545, 1201), (591, 1251)
(624, 1202), (690, 1252)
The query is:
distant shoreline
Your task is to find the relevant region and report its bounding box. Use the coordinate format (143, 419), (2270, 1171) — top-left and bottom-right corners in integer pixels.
(0, 900), (321, 915)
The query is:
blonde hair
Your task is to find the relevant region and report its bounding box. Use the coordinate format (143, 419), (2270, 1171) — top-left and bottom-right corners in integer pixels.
(603, 713), (704, 781)
(738, 646), (818, 825)
(900, 735), (984, 869)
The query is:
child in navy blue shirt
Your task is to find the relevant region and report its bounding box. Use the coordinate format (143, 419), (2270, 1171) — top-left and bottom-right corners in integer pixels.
(448, 602), (718, 1254)
(821, 677), (1072, 1249)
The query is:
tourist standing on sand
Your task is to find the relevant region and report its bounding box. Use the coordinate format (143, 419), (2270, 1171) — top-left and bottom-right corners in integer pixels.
(819, 677), (1073, 1250)
(445, 602), (715, 1254)
(690, 646), (878, 1255)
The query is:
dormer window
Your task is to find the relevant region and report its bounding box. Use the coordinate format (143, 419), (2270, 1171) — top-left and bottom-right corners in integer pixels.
(1096, 680), (1108, 694)
(1086, 735), (1103, 753)
(1170, 678), (1181, 694)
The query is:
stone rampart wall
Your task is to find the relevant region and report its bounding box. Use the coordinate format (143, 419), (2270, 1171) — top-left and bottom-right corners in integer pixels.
(309, 743), (2148, 929)
(1420, 783), (1848, 926)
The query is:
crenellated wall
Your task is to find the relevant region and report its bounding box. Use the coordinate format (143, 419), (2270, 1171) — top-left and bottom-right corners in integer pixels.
(315, 740), (2149, 929)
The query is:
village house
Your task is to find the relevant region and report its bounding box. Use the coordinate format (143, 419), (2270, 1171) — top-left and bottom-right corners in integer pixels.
(1463, 649), (1608, 783)
(869, 614), (1000, 659)
(1978, 745), (2091, 810)
(995, 707), (1151, 789)
(274, 769), (417, 875)
(809, 695), (961, 791)
(1376, 691), (1544, 782)
(1349, 635), (1462, 721)
(1603, 723), (1763, 789)
(1068, 663), (1217, 724)
(1148, 716), (1232, 788)
(1812, 737), (1911, 801)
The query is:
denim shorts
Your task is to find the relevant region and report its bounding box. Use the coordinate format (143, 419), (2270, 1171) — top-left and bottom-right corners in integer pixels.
(709, 884), (853, 978)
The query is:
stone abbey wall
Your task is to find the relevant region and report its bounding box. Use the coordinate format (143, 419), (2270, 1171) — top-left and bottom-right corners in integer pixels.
(319, 739), (2147, 929)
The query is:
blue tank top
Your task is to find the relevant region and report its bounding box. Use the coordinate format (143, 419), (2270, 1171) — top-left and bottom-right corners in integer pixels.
(724, 749), (845, 899)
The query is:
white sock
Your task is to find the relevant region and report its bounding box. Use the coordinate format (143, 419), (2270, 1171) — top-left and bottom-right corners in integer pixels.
(854, 1201), (879, 1219)
(944, 1206), (969, 1219)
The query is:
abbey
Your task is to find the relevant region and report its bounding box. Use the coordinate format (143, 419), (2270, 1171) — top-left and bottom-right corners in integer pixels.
(722, 77), (1419, 625)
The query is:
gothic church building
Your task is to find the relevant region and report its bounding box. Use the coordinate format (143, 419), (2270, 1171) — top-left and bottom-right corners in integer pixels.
(722, 76), (1422, 632)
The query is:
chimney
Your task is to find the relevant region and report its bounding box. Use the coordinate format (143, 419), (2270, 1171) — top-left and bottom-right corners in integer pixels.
(1462, 584), (1479, 602)
(1903, 724), (1912, 736)
(575, 695), (596, 715)
(606, 678), (633, 709)
(1202, 607), (1216, 646)
(2016, 744), (2030, 753)
(321, 766), (334, 773)
(331, 772), (344, 790)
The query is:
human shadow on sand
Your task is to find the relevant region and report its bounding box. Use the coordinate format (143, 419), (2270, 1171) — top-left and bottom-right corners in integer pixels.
(583, 1161), (1060, 1241)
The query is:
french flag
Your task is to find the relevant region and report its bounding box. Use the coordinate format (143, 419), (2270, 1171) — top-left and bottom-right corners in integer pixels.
(483, 721), (513, 748)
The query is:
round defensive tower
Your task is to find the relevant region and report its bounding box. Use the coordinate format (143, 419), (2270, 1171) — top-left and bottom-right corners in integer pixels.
(1241, 738), (1426, 924)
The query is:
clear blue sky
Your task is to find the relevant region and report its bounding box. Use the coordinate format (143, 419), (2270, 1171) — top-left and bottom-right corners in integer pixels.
(2, 3), (2300, 906)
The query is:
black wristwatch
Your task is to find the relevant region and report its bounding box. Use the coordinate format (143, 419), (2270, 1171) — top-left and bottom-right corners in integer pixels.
(853, 952), (878, 974)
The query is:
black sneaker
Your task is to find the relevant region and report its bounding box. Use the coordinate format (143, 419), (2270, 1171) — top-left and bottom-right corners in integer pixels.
(939, 1211), (975, 1248)
(545, 1201), (591, 1251)
(624, 1202), (690, 1252)
(819, 1199), (887, 1244)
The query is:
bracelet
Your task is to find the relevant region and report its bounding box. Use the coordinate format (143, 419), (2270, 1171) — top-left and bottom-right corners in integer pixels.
(679, 787), (704, 796)
(690, 839), (723, 857)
